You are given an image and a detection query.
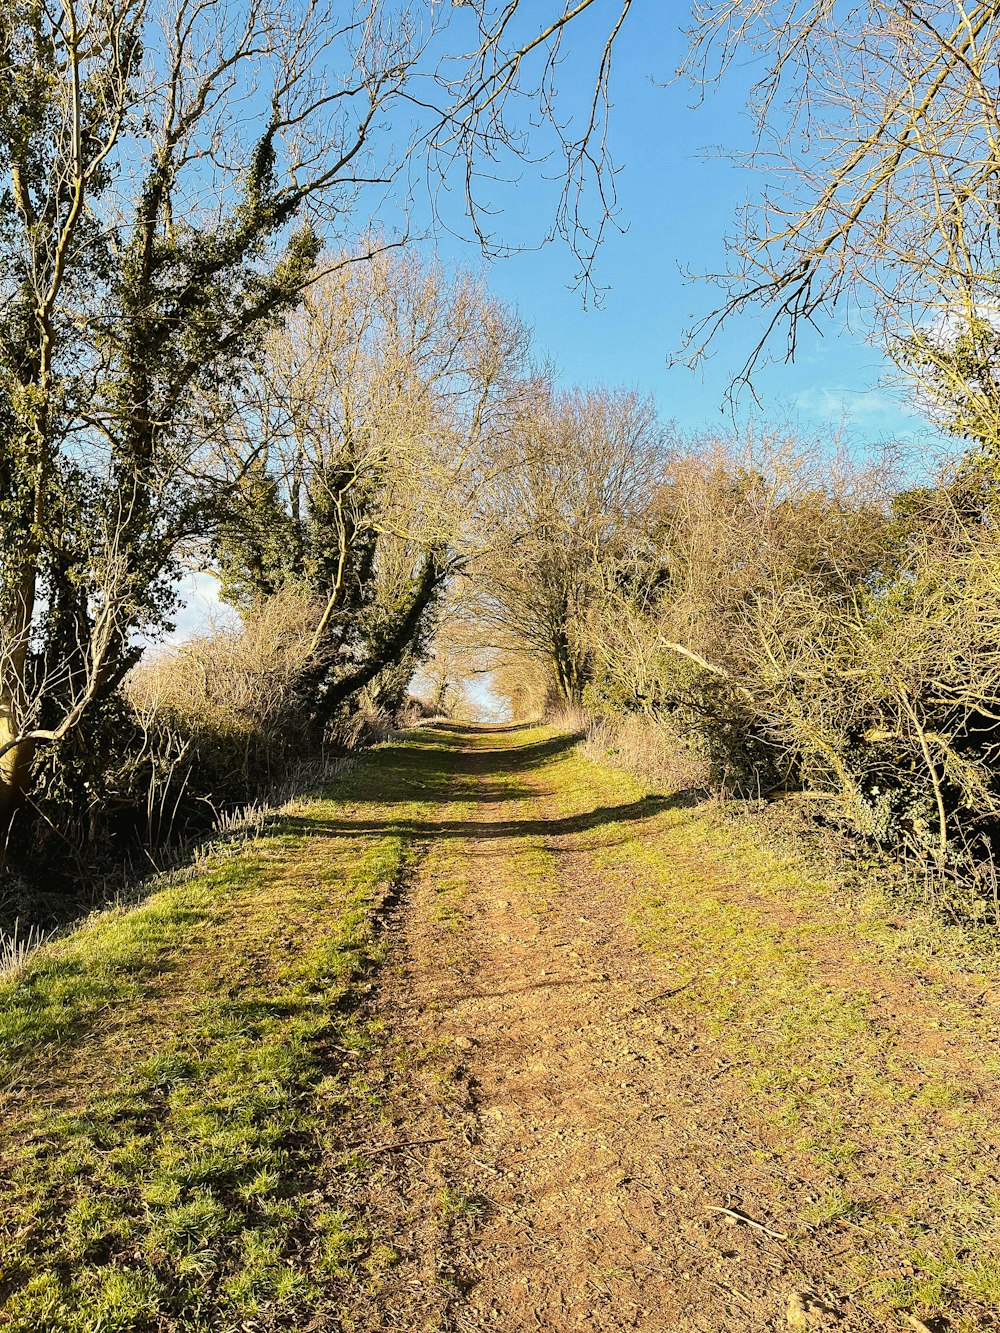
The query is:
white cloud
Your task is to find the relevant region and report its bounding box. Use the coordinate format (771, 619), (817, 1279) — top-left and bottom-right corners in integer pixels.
(793, 384), (923, 428)
(164, 572), (238, 646)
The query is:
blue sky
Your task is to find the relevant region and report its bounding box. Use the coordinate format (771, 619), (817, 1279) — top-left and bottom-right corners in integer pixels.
(423, 3), (945, 459)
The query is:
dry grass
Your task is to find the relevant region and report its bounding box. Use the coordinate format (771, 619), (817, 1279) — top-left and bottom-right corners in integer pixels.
(0, 919), (53, 978)
(127, 586), (323, 760)
(122, 589), (403, 854)
(579, 711), (711, 793)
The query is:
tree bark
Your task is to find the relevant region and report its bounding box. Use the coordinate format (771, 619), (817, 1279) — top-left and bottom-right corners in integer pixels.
(0, 708), (34, 829)
(311, 549), (448, 730)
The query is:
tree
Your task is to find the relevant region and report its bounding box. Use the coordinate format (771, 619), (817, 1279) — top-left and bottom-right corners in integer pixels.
(0, 0), (635, 832)
(902, 314), (1000, 459)
(683, 2), (1000, 395)
(212, 246), (529, 741)
(474, 384), (663, 706)
(587, 433), (890, 790)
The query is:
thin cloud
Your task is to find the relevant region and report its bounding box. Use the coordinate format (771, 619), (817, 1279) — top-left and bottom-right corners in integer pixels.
(794, 385), (922, 427)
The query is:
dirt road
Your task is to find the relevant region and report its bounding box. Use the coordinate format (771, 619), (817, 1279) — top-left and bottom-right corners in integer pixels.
(346, 723), (1000, 1333)
(2, 722), (998, 1332)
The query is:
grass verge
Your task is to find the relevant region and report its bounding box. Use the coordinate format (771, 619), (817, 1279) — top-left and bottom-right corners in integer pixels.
(0, 733), (446, 1333)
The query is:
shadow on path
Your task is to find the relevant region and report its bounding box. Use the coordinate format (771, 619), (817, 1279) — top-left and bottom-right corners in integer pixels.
(428, 721), (536, 736)
(363, 731), (583, 807)
(281, 795), (682, 843)
(298, 724), (699, 841)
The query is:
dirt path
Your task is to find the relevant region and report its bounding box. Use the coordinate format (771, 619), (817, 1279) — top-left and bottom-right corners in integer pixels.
(2, 722), (997, 1332)
(345, 723), (1000, 1333)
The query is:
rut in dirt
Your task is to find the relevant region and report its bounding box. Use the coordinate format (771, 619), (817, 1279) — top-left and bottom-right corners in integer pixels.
(349, 722), (1000, 1333)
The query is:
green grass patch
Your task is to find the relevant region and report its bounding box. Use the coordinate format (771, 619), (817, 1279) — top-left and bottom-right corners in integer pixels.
(0, 732), (453, 1333)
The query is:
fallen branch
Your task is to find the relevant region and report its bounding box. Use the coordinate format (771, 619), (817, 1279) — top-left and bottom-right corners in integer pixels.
(637, 981), (693, 1008)
(705, 1205), (788, 1240)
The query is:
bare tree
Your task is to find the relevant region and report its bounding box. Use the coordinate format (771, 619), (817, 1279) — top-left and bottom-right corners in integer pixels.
(473, 384), (665, 706)
(682, 2), (1000, 397)
(588, 431), (891, 789)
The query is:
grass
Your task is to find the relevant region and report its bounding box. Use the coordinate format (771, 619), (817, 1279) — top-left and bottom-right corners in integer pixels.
(0, 732), (447, 1333)
(0, 920), (52, 979)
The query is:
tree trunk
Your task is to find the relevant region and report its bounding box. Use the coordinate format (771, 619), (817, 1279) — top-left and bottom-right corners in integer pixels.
(310, 549), (447, 731)
(552, 642), (588, 709)
(0, 706), (34, 830)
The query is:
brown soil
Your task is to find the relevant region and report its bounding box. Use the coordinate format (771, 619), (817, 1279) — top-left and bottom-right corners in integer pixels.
(331, 723), (1000, 1333)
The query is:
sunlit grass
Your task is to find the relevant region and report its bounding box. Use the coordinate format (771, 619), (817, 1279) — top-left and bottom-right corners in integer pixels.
(8, 720), (998, 1332)
(0, 733), (447, 1333)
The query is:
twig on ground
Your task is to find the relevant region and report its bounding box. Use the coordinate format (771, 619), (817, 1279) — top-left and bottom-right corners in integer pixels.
(707, 1059), (751, 1081)
(705, 1205), (788, 1240)
(636, 981), (694, 1008)
(715, 1280), (753, 1307)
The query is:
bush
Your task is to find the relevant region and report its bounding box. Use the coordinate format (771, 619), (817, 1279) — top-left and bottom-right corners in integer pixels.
(575, 438), (1000, 921)
(126, 587), (325, 816)
(580, 712), (710, 793)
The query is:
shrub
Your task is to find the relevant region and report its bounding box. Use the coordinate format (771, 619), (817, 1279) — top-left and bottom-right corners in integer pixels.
(126, 587), (325, 817)
(580, 712), (710, 793)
